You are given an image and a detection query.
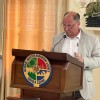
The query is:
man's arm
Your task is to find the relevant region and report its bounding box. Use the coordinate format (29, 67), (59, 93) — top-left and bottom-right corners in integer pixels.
(75, 37), (100, 69)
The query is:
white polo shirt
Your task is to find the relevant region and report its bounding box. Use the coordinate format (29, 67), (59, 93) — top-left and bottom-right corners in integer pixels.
(62, 32), (81, 57)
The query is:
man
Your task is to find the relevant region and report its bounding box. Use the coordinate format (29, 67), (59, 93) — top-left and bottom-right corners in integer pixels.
(51, 11), (100, 100)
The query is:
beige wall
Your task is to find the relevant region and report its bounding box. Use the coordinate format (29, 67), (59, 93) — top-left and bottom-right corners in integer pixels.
(0, 0), (4, 99)
(92, 31), (100, 100)
(0, 0), (4, 55)
(0, 0), (4, 84)
(67, 0), (100, 100)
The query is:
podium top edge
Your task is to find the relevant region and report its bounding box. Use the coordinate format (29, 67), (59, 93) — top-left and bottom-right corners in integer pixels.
(12, 49), (84, 67)
(12, 49), (68, 60)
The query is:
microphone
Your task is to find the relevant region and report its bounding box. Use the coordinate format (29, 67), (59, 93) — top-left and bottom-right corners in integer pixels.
(52, 35), (66, 52)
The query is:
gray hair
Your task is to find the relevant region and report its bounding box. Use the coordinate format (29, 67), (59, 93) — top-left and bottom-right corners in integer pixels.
(64, 12), (80, 22)
(73, 13), (80, 22)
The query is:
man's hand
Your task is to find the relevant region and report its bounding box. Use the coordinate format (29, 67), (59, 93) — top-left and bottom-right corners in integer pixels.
(74, 53), (84, 63)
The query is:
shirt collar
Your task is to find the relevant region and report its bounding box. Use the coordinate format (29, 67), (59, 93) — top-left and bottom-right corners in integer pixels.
(64, 29), (81, 39)
(76, 30), (81, 39)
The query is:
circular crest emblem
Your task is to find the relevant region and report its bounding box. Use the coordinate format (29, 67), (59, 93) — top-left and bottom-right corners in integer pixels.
(23, 54), (52, 87)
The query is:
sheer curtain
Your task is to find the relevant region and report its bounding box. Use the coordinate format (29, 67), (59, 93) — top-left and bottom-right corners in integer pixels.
(0, 0), (68, 99)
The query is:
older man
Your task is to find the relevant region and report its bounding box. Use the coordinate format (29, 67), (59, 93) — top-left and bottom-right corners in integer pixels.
(51, 11), (100, 100)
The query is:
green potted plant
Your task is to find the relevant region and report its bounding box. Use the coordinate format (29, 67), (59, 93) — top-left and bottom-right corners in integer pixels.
(84, 0), (100, 27)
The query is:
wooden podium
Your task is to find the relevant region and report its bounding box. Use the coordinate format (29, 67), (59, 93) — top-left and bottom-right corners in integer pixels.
(7, 49), (84, 100)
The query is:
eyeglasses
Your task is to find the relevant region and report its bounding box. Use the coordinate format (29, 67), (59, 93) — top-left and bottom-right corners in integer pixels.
(63, 21), (78, 29)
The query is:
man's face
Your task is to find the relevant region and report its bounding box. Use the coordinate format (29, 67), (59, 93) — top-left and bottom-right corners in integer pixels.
(62, 16), (80, 38)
